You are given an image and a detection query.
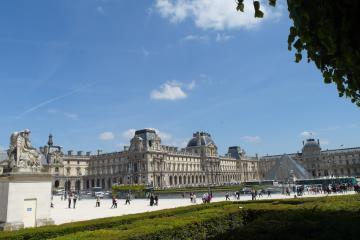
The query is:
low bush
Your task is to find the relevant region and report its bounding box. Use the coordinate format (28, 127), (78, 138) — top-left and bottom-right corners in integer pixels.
(2, 194), (360, 240)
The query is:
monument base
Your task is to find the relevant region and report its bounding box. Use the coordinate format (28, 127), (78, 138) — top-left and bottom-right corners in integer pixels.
(0, 172), (54, 231)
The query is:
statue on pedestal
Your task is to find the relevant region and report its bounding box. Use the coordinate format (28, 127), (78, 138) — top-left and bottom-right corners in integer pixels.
(7, 129), (41, 171)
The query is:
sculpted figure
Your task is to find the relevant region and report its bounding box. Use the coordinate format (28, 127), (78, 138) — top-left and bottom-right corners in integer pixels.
(8, 129), (41, 169)
(50, 149), (63, 165)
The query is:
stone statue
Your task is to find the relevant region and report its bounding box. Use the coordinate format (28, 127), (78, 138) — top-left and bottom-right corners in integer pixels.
(7, 129), (41, 170)
(49, 149), (63, 165)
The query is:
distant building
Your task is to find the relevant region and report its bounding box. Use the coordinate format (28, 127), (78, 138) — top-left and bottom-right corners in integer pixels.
(84, 129), (260, 190)
(260, 138), (360, 179)
(39, 135), (91, 192)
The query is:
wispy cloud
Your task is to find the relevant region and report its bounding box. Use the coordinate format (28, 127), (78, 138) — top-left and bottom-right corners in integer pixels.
(96, 6), (105, 15)
(99, 131), (115, 141)
(300, 131), (316, 138)
(181, 34), (209, 42)
(48, 109), (79, 120)
(150, 81), (188, 100)
(16, 84), (92, 119)
(215, 33), (232, 42)
(141, 46), (150, 57)
(320, 139), (330, 146)
(242, 136), (261, 143)
(187, 80), (196, 90)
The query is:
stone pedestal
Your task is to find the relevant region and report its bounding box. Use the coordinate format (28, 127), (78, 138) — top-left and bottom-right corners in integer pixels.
(0, 173), (54, 231)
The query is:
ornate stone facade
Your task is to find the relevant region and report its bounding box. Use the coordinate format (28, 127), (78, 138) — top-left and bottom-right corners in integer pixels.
(84, 129), (260, 190)
(39, 135), (90, 192)
(260, 138), (360, 179)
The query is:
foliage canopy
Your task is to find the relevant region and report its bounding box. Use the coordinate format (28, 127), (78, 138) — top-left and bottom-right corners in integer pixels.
(237, 0), (360, 106)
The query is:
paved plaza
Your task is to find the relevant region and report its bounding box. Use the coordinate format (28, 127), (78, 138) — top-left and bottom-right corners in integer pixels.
(51, 191), (356, 224)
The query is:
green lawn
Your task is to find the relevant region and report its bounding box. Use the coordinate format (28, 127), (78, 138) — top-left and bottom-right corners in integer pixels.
(2, 194), (360, 240)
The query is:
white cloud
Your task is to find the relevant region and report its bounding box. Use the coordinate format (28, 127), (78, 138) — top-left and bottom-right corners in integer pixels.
(215, 33), (232, 42)
(241, 136), (261, 143)
(122, 128), (175, 144)
(150, 81), (187, 100)
(122, 129), (136, 140)
(300, 131), (316, 138)
(149, 128), (172, 141)
(99, 131), (115, 141)
(155, 0), (282, 30)
(182, 34), (209, 42)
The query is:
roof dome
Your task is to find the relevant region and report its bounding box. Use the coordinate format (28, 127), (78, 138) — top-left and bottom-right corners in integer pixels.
(187, 132), (216, 147)
(303, 138), (320, 148)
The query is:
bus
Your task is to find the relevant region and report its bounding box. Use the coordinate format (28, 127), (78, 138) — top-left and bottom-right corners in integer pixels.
(295, 177), (357, 186)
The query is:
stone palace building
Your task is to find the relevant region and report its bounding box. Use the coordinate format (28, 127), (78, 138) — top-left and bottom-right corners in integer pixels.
(2, 129), (359, 192)
(84, 129), (260, 190)
(0, 129), (260, 191)
(260, 138), (360, 180)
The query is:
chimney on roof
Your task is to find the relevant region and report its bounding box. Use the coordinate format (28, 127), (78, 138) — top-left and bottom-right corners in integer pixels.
(68, 150), (73, 156)
(86, 151), (91, 156)
(77, 151), (83, 156)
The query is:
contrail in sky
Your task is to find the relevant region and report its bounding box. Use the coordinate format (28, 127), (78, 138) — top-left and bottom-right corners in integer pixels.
(16, 84), (93, 119)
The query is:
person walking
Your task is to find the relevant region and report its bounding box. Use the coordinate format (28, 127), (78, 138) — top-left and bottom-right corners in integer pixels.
(111, 196), (117, 208)
(236, 191), (240, 200)
(125, 193), (131, 205)
(154, 194), (159, 206)
(68, 193), (72, 208)
(73, 194), (77, 208)
(225, 192), (230, 201)
(96, 196), (101, 207)
(150, 194), (154, 206)
(251, 189), (256, 201)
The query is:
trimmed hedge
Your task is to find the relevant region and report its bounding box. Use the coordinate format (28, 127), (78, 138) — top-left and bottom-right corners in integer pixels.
(2, 194), (360, 240)
(0, 202), (234, 240)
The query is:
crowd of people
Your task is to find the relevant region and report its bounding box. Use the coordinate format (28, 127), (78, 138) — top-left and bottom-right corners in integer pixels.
(296, 183), (357, 196)
(53, 182), (359, 210)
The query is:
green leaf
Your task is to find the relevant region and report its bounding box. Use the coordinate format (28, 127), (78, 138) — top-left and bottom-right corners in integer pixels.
(253, 1), (260, 11)
(236, 0), (244, 12)
(295, 53), (302, 63)
(269, 0), (276, 7)
(255, 10), (264, 18)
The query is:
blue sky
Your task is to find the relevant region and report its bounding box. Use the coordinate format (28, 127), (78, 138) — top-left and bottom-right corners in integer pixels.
(0, 0), (359, 156)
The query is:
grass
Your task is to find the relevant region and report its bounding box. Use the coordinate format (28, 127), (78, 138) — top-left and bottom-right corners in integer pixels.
(2, 194), (360, 240)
